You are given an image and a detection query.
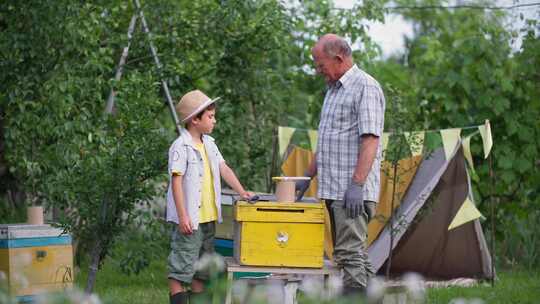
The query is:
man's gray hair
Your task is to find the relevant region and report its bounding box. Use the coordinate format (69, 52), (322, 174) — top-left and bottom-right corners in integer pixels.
(322, 37), (352, 57)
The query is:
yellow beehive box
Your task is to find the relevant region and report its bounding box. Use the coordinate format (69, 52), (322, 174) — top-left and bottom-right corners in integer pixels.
(234, 201), (325, 268)
(0, 224), (73, 302)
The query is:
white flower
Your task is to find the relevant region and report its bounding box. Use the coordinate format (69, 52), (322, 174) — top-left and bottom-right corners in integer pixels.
(231, 279), (249, 303)
(299, 275), (324, 299)
(449, 298), (468, 304)
(266, 280), (285, 304)
(326, 275), (343, 299)
(367, 276), (386, 302)
(66, 289), (85, 303)
(403, 272), (425, 301)
(66, 289), (102, 304)
(83, 294), (102, 304)
(194, 253), (225, 273)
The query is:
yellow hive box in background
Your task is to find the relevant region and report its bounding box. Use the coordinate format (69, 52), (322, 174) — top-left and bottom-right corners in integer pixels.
(0, 224), (73, 302)
(234, 201), (325, 268)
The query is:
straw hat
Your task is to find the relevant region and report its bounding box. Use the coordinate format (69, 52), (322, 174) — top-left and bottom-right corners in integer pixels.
(176, 90), (220, 123)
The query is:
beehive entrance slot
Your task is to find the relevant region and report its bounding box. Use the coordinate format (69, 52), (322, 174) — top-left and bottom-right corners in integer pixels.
(256, 208), (305, 213)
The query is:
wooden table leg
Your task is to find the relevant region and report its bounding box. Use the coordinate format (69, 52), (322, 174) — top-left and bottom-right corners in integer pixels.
(324, 274), (329, 300)
(283, 280), (299, 304)
(225, 271), (233, 304)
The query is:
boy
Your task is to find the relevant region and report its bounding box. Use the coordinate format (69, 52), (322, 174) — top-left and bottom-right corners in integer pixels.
(167, 90), (253, 304)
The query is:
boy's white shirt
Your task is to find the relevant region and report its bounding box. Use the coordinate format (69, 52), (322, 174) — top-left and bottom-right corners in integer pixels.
(166, 128), (225, 229)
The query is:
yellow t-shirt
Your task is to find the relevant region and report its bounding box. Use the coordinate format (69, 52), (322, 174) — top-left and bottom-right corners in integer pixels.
(194, 143), (218, 223)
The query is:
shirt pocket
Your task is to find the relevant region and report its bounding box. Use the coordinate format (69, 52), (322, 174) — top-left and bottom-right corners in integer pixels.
(330, 101), (355, 129)
(185, 152), (200, 179)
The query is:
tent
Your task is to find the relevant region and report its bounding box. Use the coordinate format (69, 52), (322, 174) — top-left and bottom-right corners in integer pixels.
(278, 125), (494, 280)
(368, 145), (492, 279)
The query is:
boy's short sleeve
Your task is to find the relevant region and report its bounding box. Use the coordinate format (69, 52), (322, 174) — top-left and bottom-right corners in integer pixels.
(216, 145), (225, 164)
(169, 142), (187, 175)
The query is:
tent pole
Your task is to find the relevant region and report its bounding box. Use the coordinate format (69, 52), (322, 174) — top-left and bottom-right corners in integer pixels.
(104, 13), (138, 114)
(133, 0), (182, 136)
(386, 160), (399, 279)
(489, 153), (496, 286)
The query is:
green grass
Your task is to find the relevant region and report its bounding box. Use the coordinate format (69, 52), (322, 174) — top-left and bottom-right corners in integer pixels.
(427, 270), (540, 304)
(76, 256), (540, 304)
(76, 260), (169, 304)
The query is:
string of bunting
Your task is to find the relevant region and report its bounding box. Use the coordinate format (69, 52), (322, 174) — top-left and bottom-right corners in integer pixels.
(279, 120), (492, 163)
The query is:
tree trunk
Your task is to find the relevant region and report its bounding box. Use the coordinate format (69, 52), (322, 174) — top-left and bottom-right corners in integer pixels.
(85, 240), (103, 294)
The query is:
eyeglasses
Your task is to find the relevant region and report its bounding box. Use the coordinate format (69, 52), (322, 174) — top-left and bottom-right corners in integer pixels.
(313, 55), (338, 72)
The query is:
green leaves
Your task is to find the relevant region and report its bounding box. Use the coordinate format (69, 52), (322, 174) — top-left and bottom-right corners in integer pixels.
(1, 0), (171, 277)
(380, 0), (540, 267)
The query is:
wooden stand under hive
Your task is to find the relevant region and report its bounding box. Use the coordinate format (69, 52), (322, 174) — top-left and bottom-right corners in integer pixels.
(233, 201), (325, 268)
(0, 224), (73, 303)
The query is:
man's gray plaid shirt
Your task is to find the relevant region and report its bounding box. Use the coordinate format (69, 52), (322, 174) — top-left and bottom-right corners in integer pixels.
(316, 64), (385, 202)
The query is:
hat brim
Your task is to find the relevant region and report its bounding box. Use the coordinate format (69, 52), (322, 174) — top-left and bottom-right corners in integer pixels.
(181, 96), (221, 123)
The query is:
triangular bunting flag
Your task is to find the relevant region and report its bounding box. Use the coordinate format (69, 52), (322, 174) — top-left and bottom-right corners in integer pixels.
(478, 120), (493, 159)
(308, 129), (318, 152)
(440, 128), (462, 160)
(278, 126), (295, 157)
(404, 131), (425, 156)
(382, 132), (390, 160)
(462, 135), (475, 174)
(448, 197), (483, 230)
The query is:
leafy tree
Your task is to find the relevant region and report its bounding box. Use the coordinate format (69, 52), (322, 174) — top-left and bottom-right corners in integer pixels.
(1, 0), (388, 291)
(1, 1), (171, 291)
(374, 0), (540, 267)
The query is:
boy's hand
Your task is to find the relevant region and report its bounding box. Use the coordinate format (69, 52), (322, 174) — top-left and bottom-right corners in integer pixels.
(178, 214), (193, 235)
(240, 191), (255, 201)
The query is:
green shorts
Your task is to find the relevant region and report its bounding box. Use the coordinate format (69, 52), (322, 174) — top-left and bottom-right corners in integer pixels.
(167, 221), (216, 284)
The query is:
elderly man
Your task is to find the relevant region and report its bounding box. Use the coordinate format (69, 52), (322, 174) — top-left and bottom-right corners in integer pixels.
(297, 34), (385, 295)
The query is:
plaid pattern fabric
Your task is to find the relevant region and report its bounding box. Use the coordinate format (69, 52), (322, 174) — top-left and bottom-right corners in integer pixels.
(316, 65), (385, 201)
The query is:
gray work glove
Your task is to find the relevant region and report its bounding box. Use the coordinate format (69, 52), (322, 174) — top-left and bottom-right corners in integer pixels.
(343, 182), (365, 218)
(295, 178), (311, 202)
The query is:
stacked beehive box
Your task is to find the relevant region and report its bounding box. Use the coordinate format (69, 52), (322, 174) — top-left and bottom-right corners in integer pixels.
(233, 201), (325, 268)
(0, 224), (73, 302)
